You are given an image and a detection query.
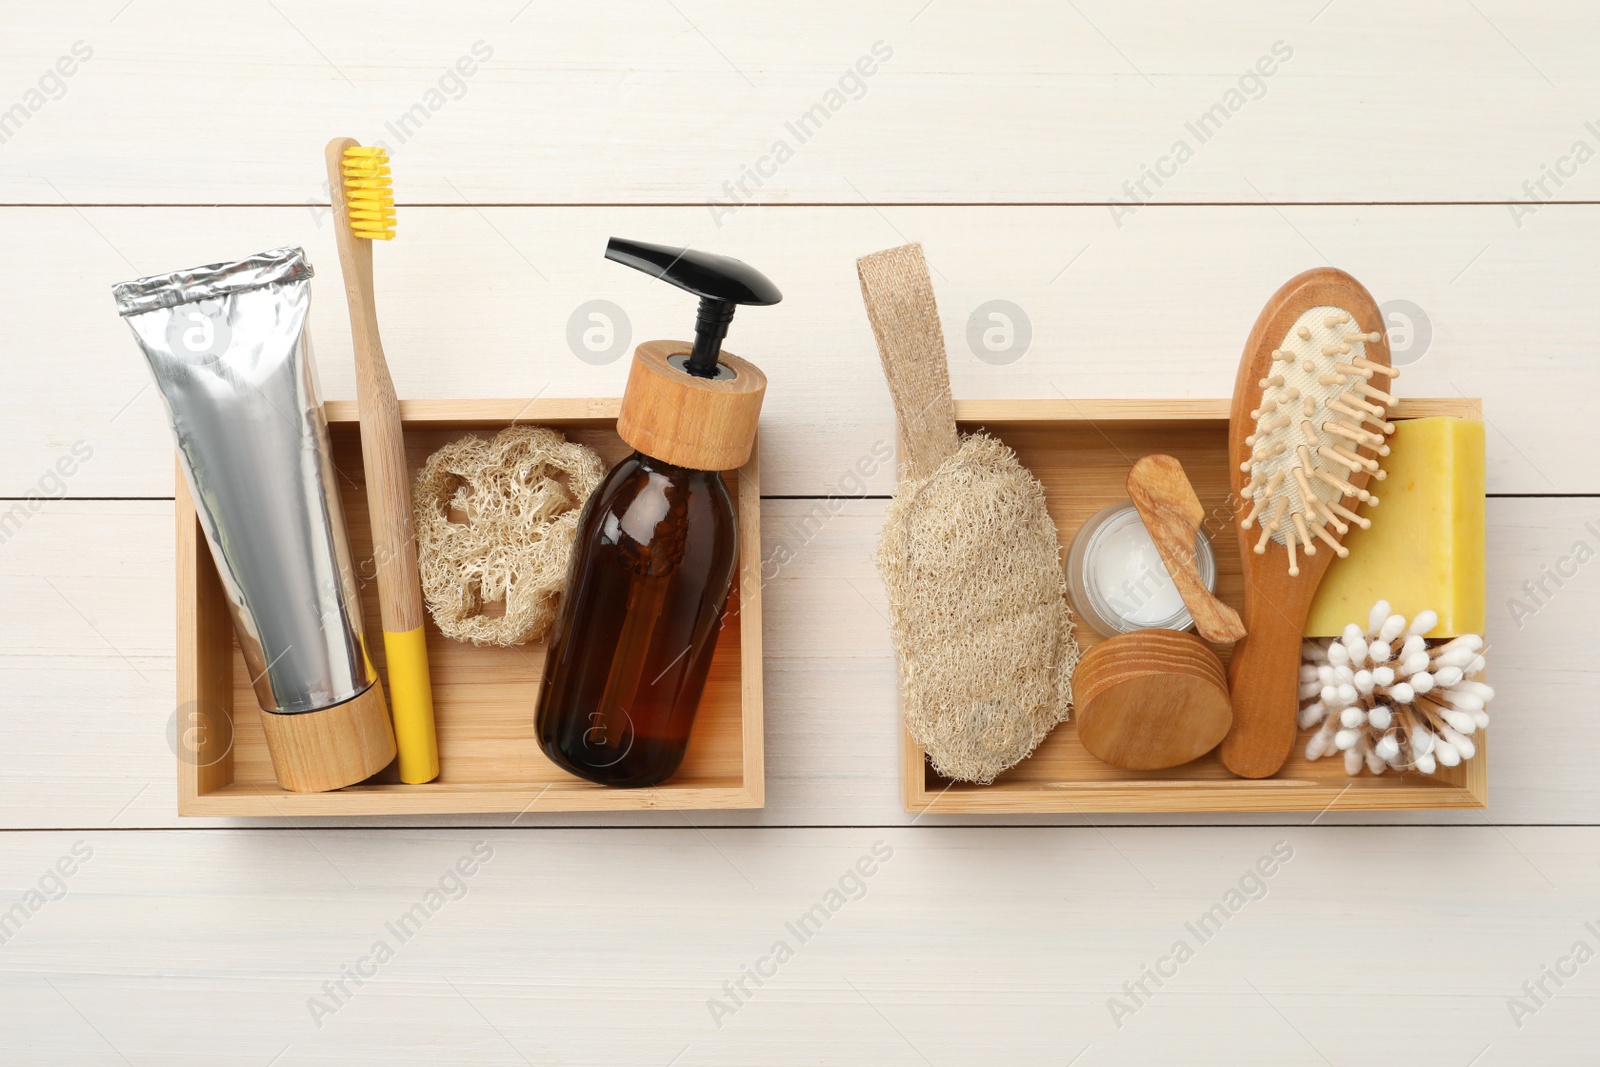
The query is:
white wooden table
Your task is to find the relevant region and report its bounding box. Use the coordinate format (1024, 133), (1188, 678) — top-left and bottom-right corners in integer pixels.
(3, 2), (1597, 1062)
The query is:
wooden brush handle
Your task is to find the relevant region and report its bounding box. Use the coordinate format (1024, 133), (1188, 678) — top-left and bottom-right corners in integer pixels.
(1218, 589), (1307, 778)
(326, 138), (422, 634)
(1220, 267), (1388, 779)
(353, 324), (424, 634)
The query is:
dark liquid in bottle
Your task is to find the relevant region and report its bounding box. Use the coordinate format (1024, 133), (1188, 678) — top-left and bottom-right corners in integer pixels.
(536, 451), (737, 787)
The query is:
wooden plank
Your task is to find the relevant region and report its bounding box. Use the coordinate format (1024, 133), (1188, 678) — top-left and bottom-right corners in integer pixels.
(6, 204), (1592, 498)
(0, 826), (1594, 1062)
(0, 496), (1591, 828)
(4, 2), (1599, 203)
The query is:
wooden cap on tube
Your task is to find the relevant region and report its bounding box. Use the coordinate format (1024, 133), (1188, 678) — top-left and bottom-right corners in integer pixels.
(258, 681), (397, 793)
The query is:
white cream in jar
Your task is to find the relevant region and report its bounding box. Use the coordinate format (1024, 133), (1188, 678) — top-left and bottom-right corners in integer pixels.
(1066, 501), (1217, 637)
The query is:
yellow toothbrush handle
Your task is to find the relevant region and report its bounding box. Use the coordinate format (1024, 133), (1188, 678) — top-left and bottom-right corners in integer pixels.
(383, 626), (439, 784)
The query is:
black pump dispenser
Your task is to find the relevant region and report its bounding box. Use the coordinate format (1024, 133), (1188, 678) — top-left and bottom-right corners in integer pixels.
(536, 239), (778, 788)
(604, 237), (782, 378)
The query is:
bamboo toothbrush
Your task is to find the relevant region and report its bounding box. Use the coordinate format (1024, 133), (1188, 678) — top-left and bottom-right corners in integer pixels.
(1218, 268), (1397, 779)
(325, 137), (439, 785)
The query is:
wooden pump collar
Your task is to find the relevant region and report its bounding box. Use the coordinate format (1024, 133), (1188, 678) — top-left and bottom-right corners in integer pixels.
(616, 339), (767, 471)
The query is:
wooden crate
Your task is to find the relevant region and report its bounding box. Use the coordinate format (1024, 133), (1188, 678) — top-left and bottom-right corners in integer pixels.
(176, 399), (763, 816)
(902, 397), (1487, 815)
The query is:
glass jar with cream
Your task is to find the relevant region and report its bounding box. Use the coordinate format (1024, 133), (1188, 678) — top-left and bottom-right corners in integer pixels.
(1066, 502), (1217, 637)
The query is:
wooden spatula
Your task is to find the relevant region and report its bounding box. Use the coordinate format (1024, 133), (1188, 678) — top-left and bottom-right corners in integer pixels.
(1126, 455), (1246, 644)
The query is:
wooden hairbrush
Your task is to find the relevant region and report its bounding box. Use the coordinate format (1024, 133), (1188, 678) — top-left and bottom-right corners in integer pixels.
(1218, 268), (1398, 779)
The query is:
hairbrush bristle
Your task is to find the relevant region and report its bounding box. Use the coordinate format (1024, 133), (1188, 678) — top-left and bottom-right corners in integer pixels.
(1239, 306), (1397, 575)
(342, 145), (396, 241)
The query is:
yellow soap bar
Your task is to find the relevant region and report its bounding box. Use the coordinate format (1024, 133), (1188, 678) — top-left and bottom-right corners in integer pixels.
(1305, 416), (1485, 638)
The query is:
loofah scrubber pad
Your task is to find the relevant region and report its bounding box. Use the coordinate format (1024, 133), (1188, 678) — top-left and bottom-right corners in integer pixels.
(859, 242), (1079, 785)
(876, 432), (1078, 783)
(413, 425), (605, 647)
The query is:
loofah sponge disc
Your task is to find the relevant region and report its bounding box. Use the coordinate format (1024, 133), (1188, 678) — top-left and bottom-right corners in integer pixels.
(413, 425), (604, 647)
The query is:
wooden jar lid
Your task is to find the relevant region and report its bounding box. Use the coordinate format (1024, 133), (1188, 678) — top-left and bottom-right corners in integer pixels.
(258, 681), (397, 793)
(616, 339), (766, 471)
(1071, 629), (1233, 771)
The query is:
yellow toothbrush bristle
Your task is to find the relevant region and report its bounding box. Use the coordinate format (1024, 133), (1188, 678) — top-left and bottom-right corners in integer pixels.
(342, 145), (396, 240)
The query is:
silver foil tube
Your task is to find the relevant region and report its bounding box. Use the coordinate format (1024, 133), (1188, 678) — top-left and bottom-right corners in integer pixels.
(114, 247), (373, 715)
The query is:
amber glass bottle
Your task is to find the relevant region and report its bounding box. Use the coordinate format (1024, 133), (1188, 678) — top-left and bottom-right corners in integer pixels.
(536, 238), (780, 787)
(536, 453), (736, 785)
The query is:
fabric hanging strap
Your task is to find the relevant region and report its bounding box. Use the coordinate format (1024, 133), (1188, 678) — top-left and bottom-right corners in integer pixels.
(856, 242), (960, 482)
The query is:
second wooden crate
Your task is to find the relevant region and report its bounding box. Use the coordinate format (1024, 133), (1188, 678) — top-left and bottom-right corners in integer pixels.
(902, 397), (1486, 815)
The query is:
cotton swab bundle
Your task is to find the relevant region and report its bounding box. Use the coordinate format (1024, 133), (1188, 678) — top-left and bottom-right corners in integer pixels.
(1298, 600), (1492, 775)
